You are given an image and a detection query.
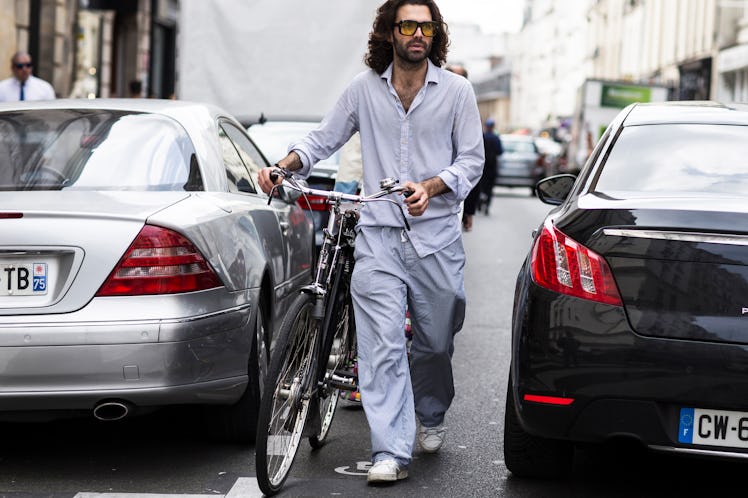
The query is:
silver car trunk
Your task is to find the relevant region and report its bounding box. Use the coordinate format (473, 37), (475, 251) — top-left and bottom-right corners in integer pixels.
(0, 191), (189, 314)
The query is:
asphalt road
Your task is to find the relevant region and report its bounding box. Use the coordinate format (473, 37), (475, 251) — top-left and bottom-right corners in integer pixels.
(2, 189), (747, 497)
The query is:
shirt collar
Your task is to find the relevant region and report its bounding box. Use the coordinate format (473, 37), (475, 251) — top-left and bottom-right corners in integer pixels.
(380, 59), (440, 85)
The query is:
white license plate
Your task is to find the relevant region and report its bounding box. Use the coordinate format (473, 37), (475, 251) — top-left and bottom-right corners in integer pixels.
(679, 407), (748, 448)
(0, 263), (48, 296)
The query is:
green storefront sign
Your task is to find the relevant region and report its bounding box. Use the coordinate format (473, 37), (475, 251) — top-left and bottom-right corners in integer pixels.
(600, 84), (652, 108)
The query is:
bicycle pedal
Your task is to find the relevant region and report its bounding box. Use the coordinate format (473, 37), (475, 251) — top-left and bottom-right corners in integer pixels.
(329, 372), (358, 390)
(333, 368), (356, 378)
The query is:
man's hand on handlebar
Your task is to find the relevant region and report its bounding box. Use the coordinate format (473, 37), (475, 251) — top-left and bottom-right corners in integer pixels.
(258, 166), (286, 195)
(402, 181), (429, 216)
(258, 151), (303, 195)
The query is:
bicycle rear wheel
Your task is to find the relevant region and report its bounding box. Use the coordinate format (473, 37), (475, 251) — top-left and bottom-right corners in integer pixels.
(255, 293), (319, 496)
(309, 262), (356, 449)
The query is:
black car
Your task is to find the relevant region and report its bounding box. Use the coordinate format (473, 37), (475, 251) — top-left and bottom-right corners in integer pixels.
(505, 101), (748, 478)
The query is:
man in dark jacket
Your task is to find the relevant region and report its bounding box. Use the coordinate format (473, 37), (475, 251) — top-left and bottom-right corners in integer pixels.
(479, 118), (503, 215)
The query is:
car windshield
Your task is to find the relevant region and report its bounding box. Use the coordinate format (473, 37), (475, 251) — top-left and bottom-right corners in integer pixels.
(247, 122), (340, 166)
(0, 109), (200, 191)
(595, 124), (748, 197)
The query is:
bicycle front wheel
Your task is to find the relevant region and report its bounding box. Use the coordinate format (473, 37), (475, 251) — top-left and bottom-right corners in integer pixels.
(255, 292), (319, 496)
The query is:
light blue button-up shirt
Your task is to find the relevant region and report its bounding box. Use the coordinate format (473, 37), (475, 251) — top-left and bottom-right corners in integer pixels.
(290, 60), (484, 257)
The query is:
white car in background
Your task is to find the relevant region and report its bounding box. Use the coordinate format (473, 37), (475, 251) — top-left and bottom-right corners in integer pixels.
(248, 120), (361, 248)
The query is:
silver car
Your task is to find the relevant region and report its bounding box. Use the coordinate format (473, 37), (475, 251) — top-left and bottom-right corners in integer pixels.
(495, 134), (547, 194)
(0, 99), (313, 441)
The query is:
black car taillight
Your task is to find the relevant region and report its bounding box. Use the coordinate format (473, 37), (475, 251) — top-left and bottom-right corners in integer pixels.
(96, 225), (222, 296)
(523, 394), (574, 406)
(531, 220), (622, 306)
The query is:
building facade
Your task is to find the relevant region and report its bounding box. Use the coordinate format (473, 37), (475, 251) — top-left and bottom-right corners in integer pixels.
(0, 0), (178, 99)
(716, 2), (748, 102)
(511, 0), (748, 132)
(0, 0), (78, 98)
(509, 0), (592, 132)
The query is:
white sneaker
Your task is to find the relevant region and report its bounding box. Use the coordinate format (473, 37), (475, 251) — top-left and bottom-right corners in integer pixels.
(367, 459), (408, 483)
(418, 423), (447, 453)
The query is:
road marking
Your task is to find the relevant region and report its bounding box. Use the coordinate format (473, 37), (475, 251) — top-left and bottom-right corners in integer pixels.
(334, 460), (371, 476)
(224, 478), (263, 498)
(75, 495), (217, 498)
(74, 478), (264, 498)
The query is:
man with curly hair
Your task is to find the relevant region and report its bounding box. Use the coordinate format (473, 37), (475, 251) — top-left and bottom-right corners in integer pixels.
(258, 0), (483, 483)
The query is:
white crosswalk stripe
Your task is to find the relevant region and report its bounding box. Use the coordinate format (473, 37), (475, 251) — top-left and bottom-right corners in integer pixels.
(73, 478), (264, 498)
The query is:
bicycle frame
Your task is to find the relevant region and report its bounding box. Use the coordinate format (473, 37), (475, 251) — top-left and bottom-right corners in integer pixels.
(298, 197), (360, 431)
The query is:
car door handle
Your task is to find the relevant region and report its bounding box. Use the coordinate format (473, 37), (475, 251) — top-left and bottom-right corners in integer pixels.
(279, 221), (290, 234)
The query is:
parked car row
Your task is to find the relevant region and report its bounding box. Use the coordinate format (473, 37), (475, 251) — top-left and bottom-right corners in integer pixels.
(0, 99), (314, 441)
(505, 101), (748, 476)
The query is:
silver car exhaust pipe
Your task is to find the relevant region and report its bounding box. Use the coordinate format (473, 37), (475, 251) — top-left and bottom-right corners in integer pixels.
(93, 400), (131, 421)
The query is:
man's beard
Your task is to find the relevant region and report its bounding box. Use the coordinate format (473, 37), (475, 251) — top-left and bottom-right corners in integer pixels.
(394, 38), (431, 65)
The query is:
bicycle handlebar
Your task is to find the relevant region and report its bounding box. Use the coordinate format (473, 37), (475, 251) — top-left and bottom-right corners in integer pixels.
(268, 167), (412, 230)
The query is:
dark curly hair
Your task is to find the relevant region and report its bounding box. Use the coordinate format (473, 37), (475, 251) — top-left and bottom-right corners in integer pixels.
(365, 0), (449, 75)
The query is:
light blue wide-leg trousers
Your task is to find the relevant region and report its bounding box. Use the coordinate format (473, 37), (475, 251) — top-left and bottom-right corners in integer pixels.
(350, 226), (466, 467)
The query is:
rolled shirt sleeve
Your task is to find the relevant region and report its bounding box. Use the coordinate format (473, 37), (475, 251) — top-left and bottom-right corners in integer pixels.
(437, 81), (484, 203)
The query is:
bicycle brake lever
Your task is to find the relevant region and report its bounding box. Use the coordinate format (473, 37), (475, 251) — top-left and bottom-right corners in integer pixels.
(266, 184), (278, 205)
(269, 166), (287, 183)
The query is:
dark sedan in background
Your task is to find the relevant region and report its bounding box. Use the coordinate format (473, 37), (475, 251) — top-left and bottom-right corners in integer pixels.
(505, 101), (748, 477)
(0, 99), (313, 441)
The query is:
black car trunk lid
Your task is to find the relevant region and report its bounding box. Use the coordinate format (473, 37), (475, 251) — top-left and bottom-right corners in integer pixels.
(562, 196), (748, 345)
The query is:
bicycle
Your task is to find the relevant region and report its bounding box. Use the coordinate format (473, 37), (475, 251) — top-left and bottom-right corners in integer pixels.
(255, 168), (411, 496)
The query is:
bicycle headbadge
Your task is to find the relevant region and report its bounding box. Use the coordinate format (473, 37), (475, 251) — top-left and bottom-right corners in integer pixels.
(379, 177), (398, 190)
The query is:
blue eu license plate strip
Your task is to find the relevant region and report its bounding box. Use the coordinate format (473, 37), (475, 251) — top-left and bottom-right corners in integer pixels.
(679, 407), (748, 449)
(678, 407), (695, 444)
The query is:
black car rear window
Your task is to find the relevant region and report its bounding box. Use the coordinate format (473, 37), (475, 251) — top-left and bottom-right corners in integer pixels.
(595, 124), (748, 196)
(0, 109), (201, 191)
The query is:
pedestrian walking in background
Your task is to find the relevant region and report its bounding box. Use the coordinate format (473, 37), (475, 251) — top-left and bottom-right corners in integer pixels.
(445, 63), (467, 78)
(128, 79), (143, 98)
(479, 117), (503, 215)
(0, 52), (55, 102)
(258, 0), (483, 485)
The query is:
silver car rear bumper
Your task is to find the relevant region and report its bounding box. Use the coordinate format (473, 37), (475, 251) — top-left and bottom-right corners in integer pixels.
(0, 290), (254, 412)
